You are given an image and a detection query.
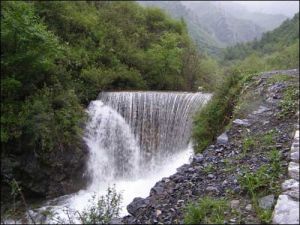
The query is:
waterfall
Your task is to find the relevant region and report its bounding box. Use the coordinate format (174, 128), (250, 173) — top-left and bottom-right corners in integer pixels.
(87, 91), (211, 182)
(27, 91), (211, 223)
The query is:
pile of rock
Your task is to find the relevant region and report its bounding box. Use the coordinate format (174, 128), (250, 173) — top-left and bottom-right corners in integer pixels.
(272, 127), (299, 224)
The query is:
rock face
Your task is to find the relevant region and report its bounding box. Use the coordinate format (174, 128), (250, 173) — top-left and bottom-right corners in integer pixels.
(1, 139), (89, 203)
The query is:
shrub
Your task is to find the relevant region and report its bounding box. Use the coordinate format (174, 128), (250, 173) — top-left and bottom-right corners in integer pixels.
(192, 70), (243, 153)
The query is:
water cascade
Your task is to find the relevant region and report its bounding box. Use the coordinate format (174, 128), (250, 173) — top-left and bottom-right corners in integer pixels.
(30, 91), (211, 223)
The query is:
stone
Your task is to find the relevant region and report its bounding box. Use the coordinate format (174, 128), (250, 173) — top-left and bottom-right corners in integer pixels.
(272, 194), (299, 224)
(233, 119), (251, 126)
(217, 132), (228, 145)
(258, 194), (275, 209)
(155, 209), (162, 217)
(283, 190), (300, 200)
(193, 153), (204, 163)
(127, 197), (148, 216)
(109, 218), (123, 224)
(206, 186), (219, 193)
(288, 162), (299, 180)
(207, 174), (215, 179)
(290, 151), (299, 162)
(291, 145), (299, 153)
(230, 200), (240, 209)
(252, 105), (270, 114)
(245, 204), (252, 211)
(281, 179), (299, 191)
(295, 130), (299, 139)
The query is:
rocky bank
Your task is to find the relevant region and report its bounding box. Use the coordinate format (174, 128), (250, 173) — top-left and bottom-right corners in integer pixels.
(122, 69), (299, 224)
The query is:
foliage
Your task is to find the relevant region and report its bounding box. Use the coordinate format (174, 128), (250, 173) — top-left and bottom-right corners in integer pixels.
(192, 70), (243, 153)
(278, 85), (299, 118)
(184, 197), (228, 224)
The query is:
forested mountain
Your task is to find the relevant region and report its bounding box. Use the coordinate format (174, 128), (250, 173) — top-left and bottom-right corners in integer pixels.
(1, 1), (209, 202)
(223, 13), (299, 71)
(139, 1), (288, 56)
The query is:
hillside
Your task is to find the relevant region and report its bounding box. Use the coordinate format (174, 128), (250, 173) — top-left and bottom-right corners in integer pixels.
(139, 1), (288, 56)
(223, 12), (299, 71)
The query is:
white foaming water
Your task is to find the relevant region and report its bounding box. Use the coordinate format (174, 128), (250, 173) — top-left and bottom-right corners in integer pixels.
(27, 92), (211, 224)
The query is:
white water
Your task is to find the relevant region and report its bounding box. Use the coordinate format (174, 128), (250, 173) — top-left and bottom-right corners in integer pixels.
(27, 92), (211, 223)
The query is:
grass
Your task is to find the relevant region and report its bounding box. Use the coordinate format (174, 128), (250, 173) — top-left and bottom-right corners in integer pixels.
(238, 147), (283, 224)
(184, 197), (228, 224)
(278, 85), (299, 118)
(193, 71), (243, 153)
(267, 74), (293, 84)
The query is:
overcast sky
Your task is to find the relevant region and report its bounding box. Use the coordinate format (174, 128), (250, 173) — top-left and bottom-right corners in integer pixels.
(235, 1), (299, 17)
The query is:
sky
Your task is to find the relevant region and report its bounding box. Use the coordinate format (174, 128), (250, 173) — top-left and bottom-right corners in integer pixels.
(235, 1), (299, 17)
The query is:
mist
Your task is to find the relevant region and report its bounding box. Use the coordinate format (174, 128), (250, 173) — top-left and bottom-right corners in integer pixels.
(236, 1), (299, 17)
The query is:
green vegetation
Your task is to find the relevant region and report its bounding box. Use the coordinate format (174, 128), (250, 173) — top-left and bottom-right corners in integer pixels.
(193, 70), (243, 153)
(278, 85), (299, 118)
(184, 197), (228, 224)
(238, 142), (283, 223)
(223, 13), (299, 72)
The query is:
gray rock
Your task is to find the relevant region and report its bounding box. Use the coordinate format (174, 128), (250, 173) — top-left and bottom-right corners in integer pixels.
(259, 194), (275, 209)
(217, 132), (228, 145)
(245, 204), (252, 211)
(252, 105), (270, 114)
(193, 153), (204, 163)
(233, 119), (251, 126)
(281, 179), (299, 191)
(272, 194), (299, 224)
(288, 162), (299, 180)
(290, 151), (299, 162)
(206, 186), (219, 193)
(230, 200), (240, 209)
(283, 190), (300, 200)
(127, 197), (148, 216)
(207, 174), (215, 179)
(109, 218), (123, 224)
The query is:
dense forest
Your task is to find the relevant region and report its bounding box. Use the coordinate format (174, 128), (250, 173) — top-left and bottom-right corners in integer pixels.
(1, 0), (299, 220)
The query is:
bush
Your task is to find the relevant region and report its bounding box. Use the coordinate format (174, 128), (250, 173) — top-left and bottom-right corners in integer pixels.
(192, 70), (243, 153)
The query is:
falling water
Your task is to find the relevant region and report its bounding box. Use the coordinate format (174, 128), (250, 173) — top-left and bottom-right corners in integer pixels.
(26, 91), (211, 223)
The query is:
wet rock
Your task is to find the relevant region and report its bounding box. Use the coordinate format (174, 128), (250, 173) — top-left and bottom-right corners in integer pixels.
(127, 197), (149, 216)
(272, 195), (299, 224)
(259, 194), (275, 209)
